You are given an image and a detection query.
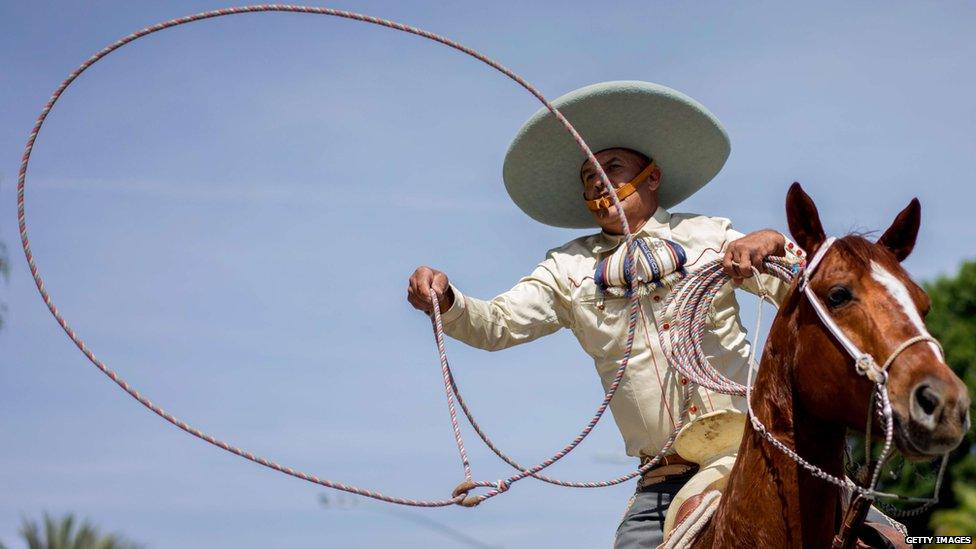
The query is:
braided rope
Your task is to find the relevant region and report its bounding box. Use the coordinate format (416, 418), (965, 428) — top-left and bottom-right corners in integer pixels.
(18, 4), (653, 508)
(662, 257), (795, 395)
(441, 343), (693, 491)
(429, 293), (472, 483)
(428, 273), (687, 505)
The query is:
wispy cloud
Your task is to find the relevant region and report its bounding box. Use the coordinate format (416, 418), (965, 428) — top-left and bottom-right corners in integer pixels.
(29, 176), (512, 213)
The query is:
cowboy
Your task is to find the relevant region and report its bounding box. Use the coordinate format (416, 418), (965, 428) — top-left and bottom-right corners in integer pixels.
(406, 81), (803, 547)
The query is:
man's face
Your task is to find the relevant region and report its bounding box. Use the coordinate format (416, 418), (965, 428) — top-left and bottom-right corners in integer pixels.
(579, 148), (660, 234)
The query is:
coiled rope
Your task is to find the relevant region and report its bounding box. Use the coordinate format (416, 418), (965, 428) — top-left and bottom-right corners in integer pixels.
(662, 257), (796, 396)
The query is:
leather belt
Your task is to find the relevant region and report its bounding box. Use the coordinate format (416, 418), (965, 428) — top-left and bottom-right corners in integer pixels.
(639, 454), (699, 487)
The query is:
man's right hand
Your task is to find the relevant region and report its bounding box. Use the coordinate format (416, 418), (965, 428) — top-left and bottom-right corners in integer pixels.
(407, 266), (454, 315)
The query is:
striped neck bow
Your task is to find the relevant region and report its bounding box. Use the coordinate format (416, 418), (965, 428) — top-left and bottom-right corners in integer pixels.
(594, 237), (688, 296)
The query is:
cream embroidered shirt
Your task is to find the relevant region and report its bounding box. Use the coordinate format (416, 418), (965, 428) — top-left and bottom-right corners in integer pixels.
(440, 207), (805, 458)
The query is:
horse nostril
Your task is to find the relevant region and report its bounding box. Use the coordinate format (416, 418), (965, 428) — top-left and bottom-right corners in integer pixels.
(914, 384), (940, 417)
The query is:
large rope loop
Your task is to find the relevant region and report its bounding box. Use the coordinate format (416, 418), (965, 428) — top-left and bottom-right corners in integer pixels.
(18, 5), (645, 508)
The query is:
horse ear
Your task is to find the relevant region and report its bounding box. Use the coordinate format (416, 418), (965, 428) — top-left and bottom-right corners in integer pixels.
(786, 182), (826, 256)
(877, 198), (921, 262)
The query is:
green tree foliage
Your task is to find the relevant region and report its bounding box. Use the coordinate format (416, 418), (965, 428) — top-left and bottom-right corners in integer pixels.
(925, 260), (976, 536)
(847, 260), (976, 536)
(931, 481), (976, 537)
(14, 513), (140, 549)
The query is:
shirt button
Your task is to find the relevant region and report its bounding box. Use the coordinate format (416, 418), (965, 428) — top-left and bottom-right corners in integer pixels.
(787, 242), (794, 250)
(690, 405), (698, 414)
(653, 295), (661, 302)
(661, 322), (670, 330)
(680, 377), (688, 385)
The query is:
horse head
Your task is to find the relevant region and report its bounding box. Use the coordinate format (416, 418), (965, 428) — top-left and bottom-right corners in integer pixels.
(785, 182), (970, 460)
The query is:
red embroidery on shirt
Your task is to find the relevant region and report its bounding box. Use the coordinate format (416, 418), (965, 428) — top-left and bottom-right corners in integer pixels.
(566, 275), (595, 288)
(685, 242), (729, 269)
(638, 304), (676, 430)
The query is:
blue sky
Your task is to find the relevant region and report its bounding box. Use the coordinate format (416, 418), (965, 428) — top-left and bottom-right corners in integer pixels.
(1, 2), (974, 547)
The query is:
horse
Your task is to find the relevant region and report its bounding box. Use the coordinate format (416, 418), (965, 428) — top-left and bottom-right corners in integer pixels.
(681, 183), (971, 548)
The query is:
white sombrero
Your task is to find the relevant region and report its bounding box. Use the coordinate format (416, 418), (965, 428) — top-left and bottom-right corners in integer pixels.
(503, 81), (731, 228)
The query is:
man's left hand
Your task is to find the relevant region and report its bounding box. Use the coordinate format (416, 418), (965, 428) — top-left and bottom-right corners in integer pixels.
(722, 229), (786, 286)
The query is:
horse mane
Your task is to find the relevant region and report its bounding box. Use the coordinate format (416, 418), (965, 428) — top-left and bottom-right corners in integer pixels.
(829, 233), (886, 270)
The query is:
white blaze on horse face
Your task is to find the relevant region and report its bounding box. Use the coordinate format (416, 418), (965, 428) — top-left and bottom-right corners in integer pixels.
(870, 261), (942, 359)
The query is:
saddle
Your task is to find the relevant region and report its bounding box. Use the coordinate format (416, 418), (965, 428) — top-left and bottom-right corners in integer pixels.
(661, 410), (744, 547)
(659, 410), (909, 549)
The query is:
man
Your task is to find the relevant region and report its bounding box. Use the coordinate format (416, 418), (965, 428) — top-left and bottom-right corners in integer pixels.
(406, 81), (803, 547)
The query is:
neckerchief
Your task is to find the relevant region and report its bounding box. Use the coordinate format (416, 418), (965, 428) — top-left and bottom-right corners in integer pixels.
(595, 237), (688, 296)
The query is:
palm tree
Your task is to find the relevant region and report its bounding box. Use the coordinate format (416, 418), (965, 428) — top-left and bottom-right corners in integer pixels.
(14, 513), (141, 549)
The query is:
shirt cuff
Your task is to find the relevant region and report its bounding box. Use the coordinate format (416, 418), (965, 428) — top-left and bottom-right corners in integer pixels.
(439, 283), (466, 324)
(778, 231), (807, 266)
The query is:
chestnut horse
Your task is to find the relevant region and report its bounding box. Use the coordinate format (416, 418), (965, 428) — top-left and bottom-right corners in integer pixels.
(690, 184), (971, 548)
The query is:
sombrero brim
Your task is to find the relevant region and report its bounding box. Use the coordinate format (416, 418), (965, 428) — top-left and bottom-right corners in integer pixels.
(502, 81), (730, 228)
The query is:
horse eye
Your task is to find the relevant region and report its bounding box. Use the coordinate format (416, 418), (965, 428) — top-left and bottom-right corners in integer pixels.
(826, 285), (854, 308)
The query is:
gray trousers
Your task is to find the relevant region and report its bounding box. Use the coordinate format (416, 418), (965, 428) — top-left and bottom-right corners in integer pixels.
(613, 473), (692, 549)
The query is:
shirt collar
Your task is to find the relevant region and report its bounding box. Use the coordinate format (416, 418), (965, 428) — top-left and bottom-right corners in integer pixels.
(591, 207), (672, 254)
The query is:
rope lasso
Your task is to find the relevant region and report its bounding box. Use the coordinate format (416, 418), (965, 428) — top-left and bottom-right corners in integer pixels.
(19, 5), (655, 508)
(430, 292), (694, 505)
(19, 4), (946, 517)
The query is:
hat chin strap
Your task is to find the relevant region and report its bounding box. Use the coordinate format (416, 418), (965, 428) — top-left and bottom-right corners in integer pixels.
(584, 160), (657, 212)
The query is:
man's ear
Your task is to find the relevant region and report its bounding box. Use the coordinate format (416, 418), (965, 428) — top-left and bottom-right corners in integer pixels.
(785, 182), (826, 256)
(877, 199), (921, 262)
(646, 166), (662, 192)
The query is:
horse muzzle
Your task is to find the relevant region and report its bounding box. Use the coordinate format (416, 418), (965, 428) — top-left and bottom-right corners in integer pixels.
(894, 376), (971, 459)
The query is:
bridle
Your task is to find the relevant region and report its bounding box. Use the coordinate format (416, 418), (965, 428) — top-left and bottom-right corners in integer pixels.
(798, 236), (944, 388)
(746, 236), (949, 546)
